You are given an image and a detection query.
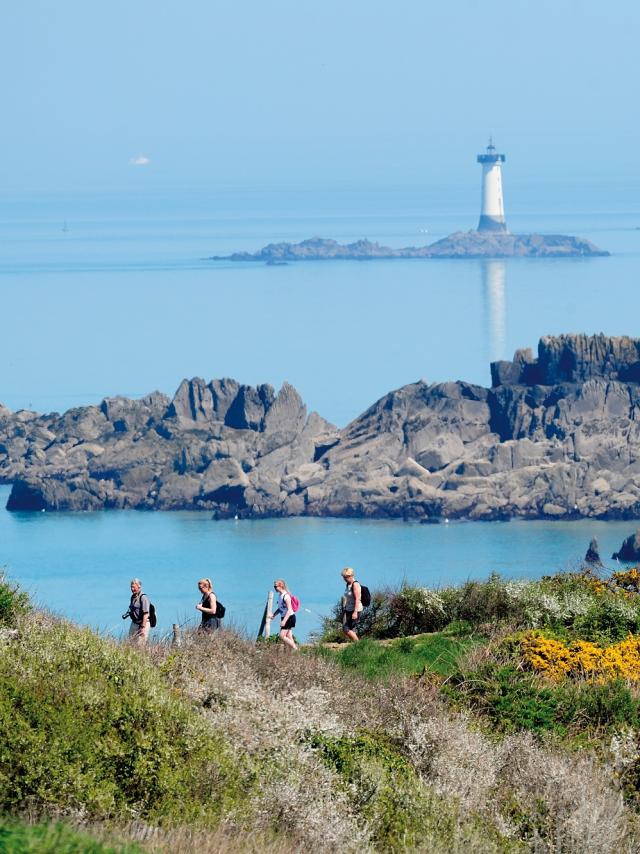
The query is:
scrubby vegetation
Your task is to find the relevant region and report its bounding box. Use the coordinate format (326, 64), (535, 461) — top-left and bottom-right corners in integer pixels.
(320, 567), (640, 644)
(3, 568), (640, 851)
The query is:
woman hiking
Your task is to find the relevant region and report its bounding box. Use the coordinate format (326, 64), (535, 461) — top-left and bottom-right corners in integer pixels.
(341, 567), (362, 642)
(269, 579), (298, 651)
(196, 578), (221, 632)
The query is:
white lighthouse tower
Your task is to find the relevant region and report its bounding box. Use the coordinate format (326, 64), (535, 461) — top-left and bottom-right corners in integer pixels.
(477, 138), (507, 232)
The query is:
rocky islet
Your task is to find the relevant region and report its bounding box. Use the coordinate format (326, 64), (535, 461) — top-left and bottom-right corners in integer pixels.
(211, 232), (609, 262)
(3, 333), (640, 521)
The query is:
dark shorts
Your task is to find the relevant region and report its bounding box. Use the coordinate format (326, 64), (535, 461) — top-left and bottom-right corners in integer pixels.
(343, 611), (358, 631)
(201, 617), (220, 633)
(281, 614), (296, 630)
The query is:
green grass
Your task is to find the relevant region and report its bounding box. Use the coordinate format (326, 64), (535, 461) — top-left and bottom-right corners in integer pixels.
(0, 818), (141, 853)
(328, 629), (480, 681)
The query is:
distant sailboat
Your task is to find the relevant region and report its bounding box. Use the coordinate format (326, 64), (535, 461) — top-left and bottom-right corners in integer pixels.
(62, 221), (69, 233)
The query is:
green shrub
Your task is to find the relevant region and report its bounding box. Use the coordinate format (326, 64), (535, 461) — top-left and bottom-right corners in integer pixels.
(446, 657), (640, 737)
(445, 663), (565, 734)
(0, 619), (249, 823)
(449, 573), (518, 625)
(307, 730), (513, 852)
(0, 573), (29, 626)
(572, 598), (640, 643)
(0, 818), (141, 853)
(384, 586), (449, 637)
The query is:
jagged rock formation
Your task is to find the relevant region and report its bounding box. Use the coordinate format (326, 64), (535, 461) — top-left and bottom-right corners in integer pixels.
(584, 538), (603, 565)
(1, 383), (335, 513)
(3, 333), (640, 520)
(612, 532), (640, 562)
(211, 233), (608, 262)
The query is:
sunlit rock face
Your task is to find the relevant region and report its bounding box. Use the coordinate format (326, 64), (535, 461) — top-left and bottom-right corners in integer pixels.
(3, 334), (640, 521)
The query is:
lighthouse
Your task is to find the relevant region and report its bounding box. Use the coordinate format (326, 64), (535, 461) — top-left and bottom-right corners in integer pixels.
(477, 139), (507, 232)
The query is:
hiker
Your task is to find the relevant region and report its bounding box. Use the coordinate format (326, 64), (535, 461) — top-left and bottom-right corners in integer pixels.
(125, 578), (150, 644)
(196, 578), (221, 632)
(341, 566), (362, 642)
(269, 579), (298, 651)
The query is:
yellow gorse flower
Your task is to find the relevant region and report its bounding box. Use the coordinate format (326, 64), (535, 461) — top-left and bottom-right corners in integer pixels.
(612, 567), (640, 590)
(520, 632), (640, 683)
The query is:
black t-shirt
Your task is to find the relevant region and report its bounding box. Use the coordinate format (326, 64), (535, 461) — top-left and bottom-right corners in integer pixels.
(201, 592), (216, 623)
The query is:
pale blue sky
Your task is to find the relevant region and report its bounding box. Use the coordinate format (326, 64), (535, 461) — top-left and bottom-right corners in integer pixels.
(2, 0), (638, 192)
(1, 1), (640, 425)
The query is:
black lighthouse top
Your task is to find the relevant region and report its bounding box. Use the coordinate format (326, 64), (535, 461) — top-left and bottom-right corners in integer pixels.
(477, 139), (505, 164)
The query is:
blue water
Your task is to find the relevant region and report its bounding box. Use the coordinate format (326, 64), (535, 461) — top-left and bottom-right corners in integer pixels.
(1, 184), (640, 639)
(1, 185), (639, 426)
(1, 484), (637, 641)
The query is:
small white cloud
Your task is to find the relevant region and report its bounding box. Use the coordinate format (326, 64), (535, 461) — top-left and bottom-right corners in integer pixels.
(129, 155), (150, 166)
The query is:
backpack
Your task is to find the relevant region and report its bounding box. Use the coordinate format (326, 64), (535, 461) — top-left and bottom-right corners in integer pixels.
(289, 594), (300, 613)
(215, 600), (226, 619)
(148, 601), (157, 628)
(359, 585), (371, 608)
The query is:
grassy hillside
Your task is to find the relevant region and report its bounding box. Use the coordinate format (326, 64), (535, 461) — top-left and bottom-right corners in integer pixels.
(1, 570), (640, 852)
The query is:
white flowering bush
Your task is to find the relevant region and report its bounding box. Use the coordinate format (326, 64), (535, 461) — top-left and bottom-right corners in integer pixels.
(386, 586), (449, 636)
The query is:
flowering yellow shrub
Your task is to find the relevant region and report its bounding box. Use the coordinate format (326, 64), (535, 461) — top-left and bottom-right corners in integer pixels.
(584, 577), (607, 595)
(520, 632), (640, 682)
(520, 633), (573, 680)
(612, 567), (640, 591)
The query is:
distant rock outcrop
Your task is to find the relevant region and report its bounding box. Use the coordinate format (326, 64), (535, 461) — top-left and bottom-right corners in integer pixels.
(612, 532), (640, 562)
(584, 538), (603, 566)
(211, 232), (608, 262)
(4, 333), (640, 520)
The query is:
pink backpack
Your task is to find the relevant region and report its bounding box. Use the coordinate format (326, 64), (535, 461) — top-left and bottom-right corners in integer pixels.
(289, 593), (300, 612)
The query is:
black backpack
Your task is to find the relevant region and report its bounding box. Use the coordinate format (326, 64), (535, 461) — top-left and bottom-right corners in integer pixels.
(148, 601), (157, 628)
(215, 600), (226, 619)
(359, 585), (371, 607)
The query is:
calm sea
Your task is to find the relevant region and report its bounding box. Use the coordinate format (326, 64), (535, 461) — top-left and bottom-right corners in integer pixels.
(0, 485), (638, 642)
(1, 184), (639, 639)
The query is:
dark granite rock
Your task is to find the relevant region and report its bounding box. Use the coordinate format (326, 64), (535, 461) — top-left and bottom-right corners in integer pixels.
(492, 334), (640, 387)
(585, 537), (603, 565)
(211, 232), (609, 262)
(612, 531), (640, 562)
(5, 333), (640, 520)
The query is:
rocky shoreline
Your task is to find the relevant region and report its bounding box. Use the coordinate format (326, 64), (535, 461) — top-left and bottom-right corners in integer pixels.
(210, 232), (609, 262)
(3, 333), (640, 520)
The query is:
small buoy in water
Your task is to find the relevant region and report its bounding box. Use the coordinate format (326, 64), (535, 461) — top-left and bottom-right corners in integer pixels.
(234, 514), (239, 520)
(444, 517), (449, 524)
(41, 509), (45, 513)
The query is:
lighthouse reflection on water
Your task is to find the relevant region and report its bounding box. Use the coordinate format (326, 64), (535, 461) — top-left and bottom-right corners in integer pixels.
(482, 259), (507, 364)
